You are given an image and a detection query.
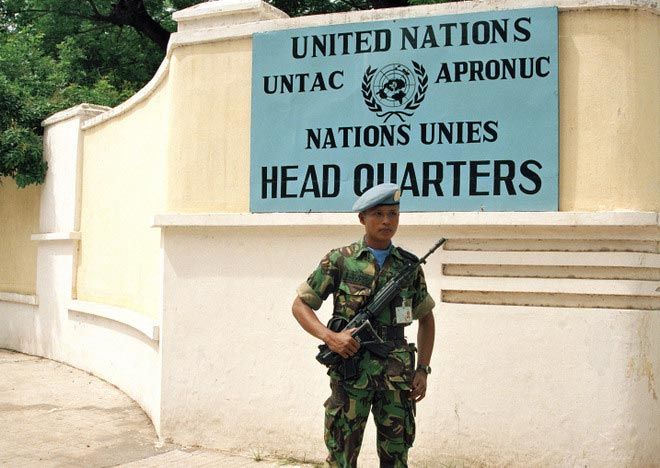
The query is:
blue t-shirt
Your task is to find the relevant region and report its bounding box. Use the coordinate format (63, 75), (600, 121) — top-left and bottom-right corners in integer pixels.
(368, 245), (392, 268)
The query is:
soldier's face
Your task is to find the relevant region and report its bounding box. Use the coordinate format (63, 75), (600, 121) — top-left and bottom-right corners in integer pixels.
(359, 205), (400, 248)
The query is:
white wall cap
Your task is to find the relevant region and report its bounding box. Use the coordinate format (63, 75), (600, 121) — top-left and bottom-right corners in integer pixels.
(0, 292), (38, 305)
(42, 103), (111, 127)
(68, 300), (160, 341)
(31, 232), (81, 241)
(155, 212), (354, 227)
(170, 0), (659, 49)
(75, 0), (659, 131)
(173, 0), (288, 31)
(82, 59), (170, 130)
(84, 0), (658, 130)
(154, 211), (659, 228)
(466, 0), (658, 14)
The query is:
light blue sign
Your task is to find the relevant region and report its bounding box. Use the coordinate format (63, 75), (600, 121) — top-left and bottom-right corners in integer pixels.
(250, 7), (558, 212)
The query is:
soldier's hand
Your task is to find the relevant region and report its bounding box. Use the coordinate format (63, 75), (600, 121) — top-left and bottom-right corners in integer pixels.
(325, 328), (360, 359)
(410, 371), (427, 402)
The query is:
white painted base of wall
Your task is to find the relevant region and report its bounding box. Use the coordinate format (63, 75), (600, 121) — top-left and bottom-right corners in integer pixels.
(2, 212), (658, 464)
(418, 303), (659, 466)
(0, 103), (163, 431)
(156, 215), (659, 466)
(0, 301), (39, 352)
(0, 239), (162, 430)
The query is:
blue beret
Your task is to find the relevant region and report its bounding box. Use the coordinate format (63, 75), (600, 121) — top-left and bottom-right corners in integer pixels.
(352, 183), (401, 212)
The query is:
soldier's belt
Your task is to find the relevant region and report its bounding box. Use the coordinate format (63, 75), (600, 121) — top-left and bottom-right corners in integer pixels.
(373, 325), (405, 342)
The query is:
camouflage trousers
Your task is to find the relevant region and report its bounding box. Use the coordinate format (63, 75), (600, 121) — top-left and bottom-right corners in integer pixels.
(324, 381), (415, 468)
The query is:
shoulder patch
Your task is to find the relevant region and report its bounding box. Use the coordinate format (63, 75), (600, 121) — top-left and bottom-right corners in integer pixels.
(339, 242), (360, 257)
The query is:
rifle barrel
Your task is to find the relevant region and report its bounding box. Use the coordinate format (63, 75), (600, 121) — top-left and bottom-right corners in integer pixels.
(419, 238), (446, 264)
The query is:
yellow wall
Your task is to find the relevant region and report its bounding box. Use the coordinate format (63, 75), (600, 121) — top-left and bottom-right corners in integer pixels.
(166, 39), (252, 213)
(76, 78), (169, 317)
(0, 178), (40, 295)
(72, 6), (658, 317)
(162, 9), (658, 213)
(559, 9), (659, 211)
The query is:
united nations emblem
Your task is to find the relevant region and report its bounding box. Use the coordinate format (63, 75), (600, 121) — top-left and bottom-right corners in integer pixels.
(362, 61), (428, 123)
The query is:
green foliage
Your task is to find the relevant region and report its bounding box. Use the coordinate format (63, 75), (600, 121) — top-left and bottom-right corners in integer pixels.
(269, 0), (367, 17)
(0, 0), (195, 187)
(0, 28), (53, 187)
(0, 126), (46, 187)
(268, 0), (462, 17)
(0, 0), (462, 188)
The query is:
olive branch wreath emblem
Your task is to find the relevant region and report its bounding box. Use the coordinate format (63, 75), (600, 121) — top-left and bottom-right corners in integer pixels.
(362, 61), (428, 123)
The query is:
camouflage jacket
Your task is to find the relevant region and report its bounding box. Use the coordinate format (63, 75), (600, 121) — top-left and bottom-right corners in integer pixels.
(297, 238), (435, 390)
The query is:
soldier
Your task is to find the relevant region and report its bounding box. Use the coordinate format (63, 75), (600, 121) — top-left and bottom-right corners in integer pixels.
(292, 183), (435, 468)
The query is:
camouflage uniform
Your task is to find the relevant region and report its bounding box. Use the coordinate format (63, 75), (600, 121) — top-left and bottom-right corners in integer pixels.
(297, 238), (435, 468)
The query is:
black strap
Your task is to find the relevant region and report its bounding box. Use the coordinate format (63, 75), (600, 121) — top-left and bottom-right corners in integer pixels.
(373, 324), (405, 342)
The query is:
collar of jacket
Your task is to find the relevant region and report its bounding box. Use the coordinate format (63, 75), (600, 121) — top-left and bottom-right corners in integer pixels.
(355, 237), (404, 262)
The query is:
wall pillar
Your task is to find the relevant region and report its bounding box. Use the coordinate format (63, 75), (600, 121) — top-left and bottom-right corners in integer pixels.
(29, 104), (162, 429)
(28, 105), (109, 359)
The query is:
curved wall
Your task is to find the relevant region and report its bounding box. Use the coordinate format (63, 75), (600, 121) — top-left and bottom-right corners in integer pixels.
(0, 104), (163, 426)
(0, 178), (40, 295)
(76, 78), (170, 317)
(68, 2), (659, 320)
(0, 0), (657, 465)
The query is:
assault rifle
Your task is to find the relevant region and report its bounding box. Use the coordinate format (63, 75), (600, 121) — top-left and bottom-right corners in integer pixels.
(316, 238), (446, 367)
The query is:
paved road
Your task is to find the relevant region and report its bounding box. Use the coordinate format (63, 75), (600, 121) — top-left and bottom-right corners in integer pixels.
(0, 349), (318, 467)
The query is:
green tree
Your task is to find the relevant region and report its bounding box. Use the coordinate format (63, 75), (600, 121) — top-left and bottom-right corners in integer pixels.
(0, 0), (197, 187)
(0, 0), (461, 187)
(0, 29), (50, 187)
(270, 0), (461, 18)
